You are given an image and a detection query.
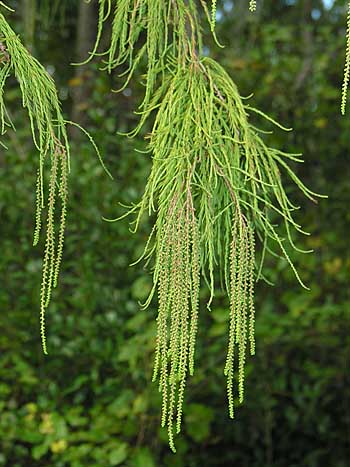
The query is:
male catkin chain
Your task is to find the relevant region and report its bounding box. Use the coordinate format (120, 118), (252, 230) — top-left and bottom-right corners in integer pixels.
(211, 0), (217, 31)
(83, 0), (325, 451)
(341, 2), (350, 115)
(111, 56), (325, 450)
(249, 0), (257, 12)
(0, 12), (70, 355)
(0, 8), (110, 354)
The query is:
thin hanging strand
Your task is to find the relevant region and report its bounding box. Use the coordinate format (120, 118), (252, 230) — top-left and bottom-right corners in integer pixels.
(341, 2), (350, 115)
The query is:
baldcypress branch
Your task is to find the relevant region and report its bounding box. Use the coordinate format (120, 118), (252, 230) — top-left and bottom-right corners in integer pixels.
(0, 7), (110, 355)
(1, 0), (331, 453)
(100, 0), (326, 451)
(0, 11), (70, 355)
(341, 2), (350, 114)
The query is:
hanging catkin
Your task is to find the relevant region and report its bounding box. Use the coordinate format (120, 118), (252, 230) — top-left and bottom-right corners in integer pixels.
(0, 12), (70, 354)
(341, 2), (350, 114)
(89, 0), (325, 451)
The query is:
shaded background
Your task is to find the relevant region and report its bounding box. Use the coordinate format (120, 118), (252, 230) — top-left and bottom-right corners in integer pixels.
(0, 0), (349, 465)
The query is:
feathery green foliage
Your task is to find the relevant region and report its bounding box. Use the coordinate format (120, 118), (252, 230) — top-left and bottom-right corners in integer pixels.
(341, 2), (350, 115)
(113, 52), (325, 449)
(0, 11), (69, 355)
(0, 0), (333, 454)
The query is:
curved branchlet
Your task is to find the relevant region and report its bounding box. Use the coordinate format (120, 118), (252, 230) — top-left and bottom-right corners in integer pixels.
(0, 13), (70, 355)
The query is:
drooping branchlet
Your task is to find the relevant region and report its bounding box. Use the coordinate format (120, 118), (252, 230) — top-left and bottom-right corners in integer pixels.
(0, 13), (70, 354)
(117, 54), (324, 449)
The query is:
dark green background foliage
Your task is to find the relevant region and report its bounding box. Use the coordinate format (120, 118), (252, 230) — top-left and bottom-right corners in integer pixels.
(0, 0), (349, 466)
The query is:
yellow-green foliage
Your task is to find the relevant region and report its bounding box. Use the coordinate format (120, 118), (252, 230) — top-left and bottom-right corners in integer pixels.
(113, 52), (325, 449)
(341, 2), (350, 114)
(211, 0), (217, 31)
(0, 12), (70, 355)
(249, 0), (257, 12)
(81, 0), (203, 112)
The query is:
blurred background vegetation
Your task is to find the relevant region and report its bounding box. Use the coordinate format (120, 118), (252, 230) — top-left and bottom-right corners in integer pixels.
(0, 0), (349, 466)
